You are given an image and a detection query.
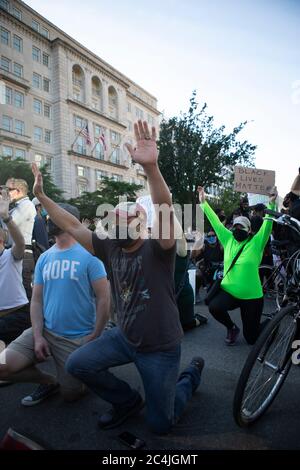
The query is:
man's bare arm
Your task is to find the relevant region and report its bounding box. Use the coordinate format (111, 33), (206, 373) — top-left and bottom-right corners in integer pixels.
(32, 163), (94, 253)
(30, 284), (44, 340)
(88, 278), (111, 340)
(0, 190), (25, 259)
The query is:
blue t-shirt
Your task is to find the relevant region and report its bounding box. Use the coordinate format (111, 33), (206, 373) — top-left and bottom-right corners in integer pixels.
(34, 243), (107, 338)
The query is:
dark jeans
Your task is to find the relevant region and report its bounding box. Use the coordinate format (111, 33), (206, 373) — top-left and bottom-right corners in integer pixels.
(208, 289), (264, 345)
(66, 327), (202, 434)
(22, 251), (35, 301)
(0, 305), (31, 344)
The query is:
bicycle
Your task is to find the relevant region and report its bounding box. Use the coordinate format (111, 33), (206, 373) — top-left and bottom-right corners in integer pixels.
(233, 210), (300, 427)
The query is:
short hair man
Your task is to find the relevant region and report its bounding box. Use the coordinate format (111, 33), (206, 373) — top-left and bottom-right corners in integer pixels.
(4, 178), (36, 300)
(0, 204), (110, 405)
(0, 190), (30, 345)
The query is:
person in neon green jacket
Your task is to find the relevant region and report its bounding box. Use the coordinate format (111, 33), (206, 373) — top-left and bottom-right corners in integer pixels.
(198, 186), (278, 346)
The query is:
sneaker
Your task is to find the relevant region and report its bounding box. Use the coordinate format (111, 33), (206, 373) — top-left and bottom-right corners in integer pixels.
(225, 325), (240, 346)
(21, 383), (60, 407)
(98, 393), (145, 430)
(0, 428), (45, 450)
(194, 313), (208, 326)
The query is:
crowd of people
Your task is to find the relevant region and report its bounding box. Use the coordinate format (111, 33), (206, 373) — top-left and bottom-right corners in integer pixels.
(0, 119), (299, 437)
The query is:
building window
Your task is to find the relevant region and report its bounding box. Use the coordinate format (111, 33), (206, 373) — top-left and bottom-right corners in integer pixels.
(72, 65), (84, 102)
(0, 0), (9, 11)
(94, 125), (101, 137)
(44, 103), (51, 118)
(12, 7), (22, 20)
(32, 72), (41, 89)
(1, 27), (10, 46)
(32, 46), (40, 62)
(2, 115), (12, 132)
(2, 146), (13, 158)
(15, 148), (25, 159)
(14, 91), (24, 108)
(42, 53), (49, 67)
(96, 170), (108, 181)
(135, 107), (143, 119)
(43, 77), (50, 92)
(44, 129), (52, 144)
(77, 182), (87, 195)
(41, 27), (49, 39)
(32, 20), (39, 32)
(33, 98), (42, 114)
(75, 136), (86, 155)
(13, 35), (22, 52)
(15, 119), (24, 135)
(127, 120), (132, 131)
(77, 165), (85, 177)
(34, 126), (43, 142)
(127, 102), (131, 112)
(110, 130), (120, 144)
(111, 148), (120, 165)
(45, 155), (53, 171)
(108, 86), (118, 120)
(74, 115), (86, 129)
(5, 86), (12, 104)
(111, 174), (122, 182)
(34, 153), (43, 168)
(13, 63), (23, 77)
(1, 56), (10, 72)
(94, 142), (105, 160)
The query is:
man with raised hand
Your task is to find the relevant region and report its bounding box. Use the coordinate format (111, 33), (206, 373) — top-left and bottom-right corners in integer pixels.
(0, 189), (30, 346)
(31, 120), (205, 435)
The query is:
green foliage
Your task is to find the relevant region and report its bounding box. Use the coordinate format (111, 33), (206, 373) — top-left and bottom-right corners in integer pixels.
(158, 91), (256, 214)
(0, 157), (64, 201)
(209, 187), (243, 219)
(68, 177), (143, 220)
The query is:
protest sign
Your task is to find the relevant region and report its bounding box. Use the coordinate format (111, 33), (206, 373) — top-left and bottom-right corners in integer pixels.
(234, 166), (275, 195)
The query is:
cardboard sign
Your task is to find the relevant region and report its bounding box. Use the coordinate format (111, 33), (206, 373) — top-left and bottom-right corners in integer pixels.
(234, 166), (275, 195)
(247, 194), (269, 206)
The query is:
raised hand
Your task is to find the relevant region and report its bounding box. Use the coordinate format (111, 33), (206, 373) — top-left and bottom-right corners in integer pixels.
(32, 163), (44, 198)
(269, 186), (278, 203)
(0, 189), (10, 219)
(197, 186), (206, 204)
(124, 120), (158, 169)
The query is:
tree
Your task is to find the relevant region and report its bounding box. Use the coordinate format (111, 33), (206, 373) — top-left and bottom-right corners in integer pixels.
(208, 187), (243, 218)
(0, 157), (64, 201)
(158, 91), (256, 220)
(67, 178), (143, 220)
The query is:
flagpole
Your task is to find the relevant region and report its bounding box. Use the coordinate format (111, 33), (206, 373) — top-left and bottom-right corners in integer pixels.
(71, 126), (84, 150)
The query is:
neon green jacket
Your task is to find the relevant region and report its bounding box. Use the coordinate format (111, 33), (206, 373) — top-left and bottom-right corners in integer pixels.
(200, 201), (275, 300)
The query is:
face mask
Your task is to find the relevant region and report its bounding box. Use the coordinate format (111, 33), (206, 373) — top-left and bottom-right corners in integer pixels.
(207, 236), (217, 245)
(232, 228), (249, 242)
(48, 220), (63, 238)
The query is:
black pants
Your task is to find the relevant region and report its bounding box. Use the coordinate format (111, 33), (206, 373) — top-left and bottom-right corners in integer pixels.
(22, 250), (35, 301)
(208, 289), (264, 345)
(0, 306), (31, 345)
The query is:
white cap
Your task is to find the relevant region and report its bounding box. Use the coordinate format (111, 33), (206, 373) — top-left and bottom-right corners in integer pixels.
(233, 216), (251, 231)
(32, 197), (41, 207)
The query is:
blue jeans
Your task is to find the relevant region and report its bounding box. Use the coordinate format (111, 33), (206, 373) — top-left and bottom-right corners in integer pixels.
(66, 327), (202, 434)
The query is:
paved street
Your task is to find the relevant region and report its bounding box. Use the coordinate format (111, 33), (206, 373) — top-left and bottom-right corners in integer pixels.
(1, 302), (300, 451)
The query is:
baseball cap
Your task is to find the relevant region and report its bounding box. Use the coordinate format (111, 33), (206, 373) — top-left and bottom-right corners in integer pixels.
(58, 203), (80, 220)
(233, 216), (251, 231)
(109, 201), (147, 220)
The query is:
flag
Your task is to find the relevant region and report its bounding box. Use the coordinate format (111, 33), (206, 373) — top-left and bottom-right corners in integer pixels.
(99, 132), (107, 151)
(81, 124), (91, 145)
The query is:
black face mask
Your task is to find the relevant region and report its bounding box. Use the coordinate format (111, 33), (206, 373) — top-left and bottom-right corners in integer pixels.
(112, 225), (137, 248)
(48, 220), (63, 238)
(232, 228), (249, 242)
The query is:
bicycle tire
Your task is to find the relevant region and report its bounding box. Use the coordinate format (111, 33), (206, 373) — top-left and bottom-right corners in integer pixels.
(233, 305), (298, 427)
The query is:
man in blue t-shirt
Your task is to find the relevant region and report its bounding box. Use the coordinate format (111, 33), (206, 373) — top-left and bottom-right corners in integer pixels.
(0, 204), (110, 406)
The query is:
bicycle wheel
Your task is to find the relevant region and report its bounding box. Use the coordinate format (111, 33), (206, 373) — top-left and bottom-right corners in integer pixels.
(259, 264), (286, 315)
(233, 305), (299, 427)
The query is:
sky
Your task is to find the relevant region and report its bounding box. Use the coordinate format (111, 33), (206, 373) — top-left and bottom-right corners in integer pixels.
(26, 0), (300, 196)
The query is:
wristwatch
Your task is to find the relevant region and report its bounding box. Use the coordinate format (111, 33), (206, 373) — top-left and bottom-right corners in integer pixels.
(2, 215), (12, 224)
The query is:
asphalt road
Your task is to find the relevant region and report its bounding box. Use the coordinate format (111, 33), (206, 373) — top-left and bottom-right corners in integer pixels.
(1, 302), (300, 451)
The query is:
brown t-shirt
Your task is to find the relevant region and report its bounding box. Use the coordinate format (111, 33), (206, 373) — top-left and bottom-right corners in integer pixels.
(92, 233), (183, 352)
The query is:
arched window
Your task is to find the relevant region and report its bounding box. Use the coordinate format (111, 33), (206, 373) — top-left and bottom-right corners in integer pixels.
(72, 64), (85, 102)
(91, 76), (102, 111)
(108, 86), (118, 120)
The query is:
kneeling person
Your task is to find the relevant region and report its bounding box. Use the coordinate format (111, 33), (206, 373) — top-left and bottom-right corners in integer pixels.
(0, 204), (110, 405)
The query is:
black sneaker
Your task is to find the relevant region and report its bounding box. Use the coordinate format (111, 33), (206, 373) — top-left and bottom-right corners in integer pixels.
(190, 356), (205, 375)
(225, 325), (240, 346)
(21, 383), (60, 407)
(98, 394), (145, 430)
(179, 357), (205, 394)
